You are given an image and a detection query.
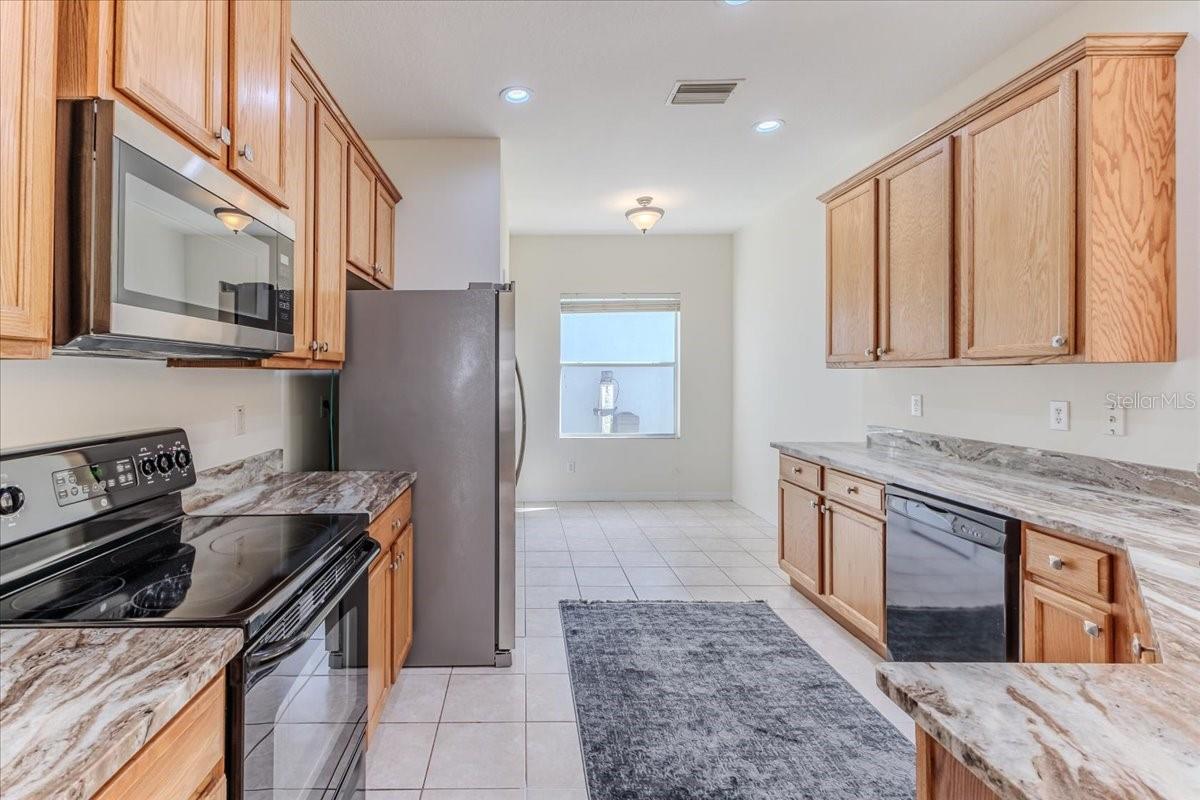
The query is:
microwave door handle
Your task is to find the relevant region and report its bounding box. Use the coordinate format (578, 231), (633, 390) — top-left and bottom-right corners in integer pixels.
(246, 540), (378, 670)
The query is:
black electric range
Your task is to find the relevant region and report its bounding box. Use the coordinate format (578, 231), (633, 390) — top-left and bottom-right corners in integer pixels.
(0, 429), (378, 800)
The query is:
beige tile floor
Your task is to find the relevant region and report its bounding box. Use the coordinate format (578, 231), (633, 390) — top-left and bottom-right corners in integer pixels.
(363, 500), (915, 799)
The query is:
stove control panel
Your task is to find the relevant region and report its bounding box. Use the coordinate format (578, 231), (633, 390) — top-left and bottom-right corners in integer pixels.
(0, 429), (196, 548)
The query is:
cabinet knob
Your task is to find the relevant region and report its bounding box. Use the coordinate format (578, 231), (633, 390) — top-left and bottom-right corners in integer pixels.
(1130, 634), (1157, 660)
(1048, 555), (1064, 570)
(808, 499), (819, 509)
(864, 348), (874, 357)
(319, 342), (330, 352)
(309, 340), (319, 352)
(214, 126), (231, 145)
(389, 557), (397, 572)
(875, 346), (884, 357)
(1050, 334), (1066, 348)
(398, 552), (405, 562)
(791, 466), (802, 474)
(392, 518), (401, 530)
(846, 486), (859, 494)
(239, 143), (255, 163)
(1082, 620), (1101, 638)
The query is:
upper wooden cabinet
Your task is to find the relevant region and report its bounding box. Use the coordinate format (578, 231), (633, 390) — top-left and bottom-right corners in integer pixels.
(314, 103), (348, 363)
(228, 0), (289, 204)
(112, 0), (228, 158)
(374, 183), (397, 288)
(825, 180), (877, 364)
(347, 146), (376, 276)
(961, 72), (1076, 359)
(277, 64), (317, 362)
(820, 34), (1183, 368)
(1, 0), (57, 360)
(878, 137), (953, 362)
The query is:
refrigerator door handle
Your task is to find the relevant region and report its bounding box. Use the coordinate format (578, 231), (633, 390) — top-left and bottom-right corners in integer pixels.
(515, 357), (527, 485)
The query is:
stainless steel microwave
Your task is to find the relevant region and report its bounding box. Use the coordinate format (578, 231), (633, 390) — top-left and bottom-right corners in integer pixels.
(54, 100), (295, 359)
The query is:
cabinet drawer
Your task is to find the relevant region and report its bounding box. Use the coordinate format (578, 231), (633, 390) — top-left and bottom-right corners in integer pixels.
(370, 489), (413, 554)
(1024, 526), (1111, 604)
(824, 469), (884, 514)
(779, 455), (821, 491)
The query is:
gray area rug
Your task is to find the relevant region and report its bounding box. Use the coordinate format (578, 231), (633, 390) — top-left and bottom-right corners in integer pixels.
(560, 601), (915, 800)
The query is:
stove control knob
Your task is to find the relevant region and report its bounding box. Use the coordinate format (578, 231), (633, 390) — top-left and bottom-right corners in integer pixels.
(0, 486), (25, 516)
(139, 457), (158, 476)
(173, 448), (193, 470)
(155, 453), (175, 473)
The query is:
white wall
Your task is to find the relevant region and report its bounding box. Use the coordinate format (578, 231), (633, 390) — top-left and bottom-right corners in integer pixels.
(732, 0), (1200, 522)
(367, 138), (505, 290)
(0, 357), (329, 472)
(511, 235), (733, 500)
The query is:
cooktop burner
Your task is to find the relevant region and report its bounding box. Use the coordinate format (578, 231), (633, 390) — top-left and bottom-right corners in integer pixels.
(0, 512), (365, 633)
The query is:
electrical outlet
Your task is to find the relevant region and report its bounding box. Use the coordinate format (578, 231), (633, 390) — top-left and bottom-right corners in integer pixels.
(567, 459), (576, 474)
(233, 404), (247, 437)
(1105, 403), (1126, 436)
(1048, 400), (1070, 431)
(910, 394), (924, 417)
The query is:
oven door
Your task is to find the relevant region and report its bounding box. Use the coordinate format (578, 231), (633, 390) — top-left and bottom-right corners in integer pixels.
(237, 539), (377, 799)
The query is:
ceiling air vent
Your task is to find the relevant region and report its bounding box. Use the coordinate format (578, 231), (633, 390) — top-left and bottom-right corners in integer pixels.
(667, 79), (743, 106)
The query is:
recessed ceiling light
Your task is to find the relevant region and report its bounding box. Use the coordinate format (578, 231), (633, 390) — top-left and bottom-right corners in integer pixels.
(752, 119), (784, 134)
(500, 86), (533, 104)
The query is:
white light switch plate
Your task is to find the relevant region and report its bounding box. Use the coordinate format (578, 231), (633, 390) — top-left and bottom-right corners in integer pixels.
(1049, 400), (1070, 431)
(910, 394), (924, 417)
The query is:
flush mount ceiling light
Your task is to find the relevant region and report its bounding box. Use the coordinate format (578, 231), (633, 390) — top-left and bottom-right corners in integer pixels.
(213, 207), (253, 233)
(500, 86), (533, 104)
(753, 119), (784, 134)
(625, 196), (665, 234)
(720, 0), (751, 5)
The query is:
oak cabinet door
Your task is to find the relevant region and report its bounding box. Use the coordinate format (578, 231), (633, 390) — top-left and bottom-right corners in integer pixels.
(113, 0), (228, 158)
(366, 555), (391, 742)
(779, 481), (822, 594)
(878, 137), (953, 361)
(821, 500), (885, 644)
(826, 180), (878, 363)
(961, 70), (1077, 359)
(374, 184), (396, 288)
(391, 525), (414, 678)
(1022, 581), (1112, 663)
(0, 0), (56, 359)
(313, 105), (347, 363)
(229, 0), (289, 204)
(279, 68), (317, 360)
(346, 147), (375, 276)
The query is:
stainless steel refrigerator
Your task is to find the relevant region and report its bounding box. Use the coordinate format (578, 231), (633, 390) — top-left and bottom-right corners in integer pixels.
(339, 283), (519, 667)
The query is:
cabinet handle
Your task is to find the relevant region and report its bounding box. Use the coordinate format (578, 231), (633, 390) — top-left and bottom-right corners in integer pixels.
(214, 126), (231, 145)
(1082, 620), (1101, 638)
(1130, 634), (1156, 661)
(1048, 555), (1064, 570)
(1050, 334), (1066, 348)
(239, 143), (255, 163)
(846, 486), (859, 494)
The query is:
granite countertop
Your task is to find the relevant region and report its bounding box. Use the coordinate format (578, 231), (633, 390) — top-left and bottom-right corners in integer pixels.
(771, 432), (1200, 800)
(185, 468), (415, 522)
(0, 627), (242, 800)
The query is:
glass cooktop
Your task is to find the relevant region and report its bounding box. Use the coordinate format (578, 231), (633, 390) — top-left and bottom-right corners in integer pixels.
(0, 513), (364, 631)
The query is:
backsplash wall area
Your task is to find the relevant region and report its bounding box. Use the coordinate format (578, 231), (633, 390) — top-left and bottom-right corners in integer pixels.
(0, 357), (330, 473)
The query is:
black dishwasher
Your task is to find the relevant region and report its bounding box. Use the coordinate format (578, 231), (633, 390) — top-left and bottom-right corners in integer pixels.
(885, 485), (1021, 662)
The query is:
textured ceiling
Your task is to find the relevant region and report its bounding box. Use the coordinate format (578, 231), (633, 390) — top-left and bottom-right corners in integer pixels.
(293, 0), (1075, 234)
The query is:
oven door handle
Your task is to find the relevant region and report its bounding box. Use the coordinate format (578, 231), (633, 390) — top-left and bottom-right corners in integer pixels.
(246, 539), (380, 670)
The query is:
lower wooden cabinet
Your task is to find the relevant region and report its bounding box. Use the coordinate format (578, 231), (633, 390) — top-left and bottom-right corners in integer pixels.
(366, 490), (415, 742)
(821, 500), (885, 645)
(778, 480), (822, 594)
(916, 728), (998, 800)
(1023, 581), (1112, 663)
(93, 671), (227, 800)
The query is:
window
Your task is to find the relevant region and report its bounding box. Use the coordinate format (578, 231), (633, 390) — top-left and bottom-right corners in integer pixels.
(559, 294), (680, 438)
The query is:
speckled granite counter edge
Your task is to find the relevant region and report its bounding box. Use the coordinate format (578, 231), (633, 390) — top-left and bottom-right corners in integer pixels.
(0, 627), (242, 800)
